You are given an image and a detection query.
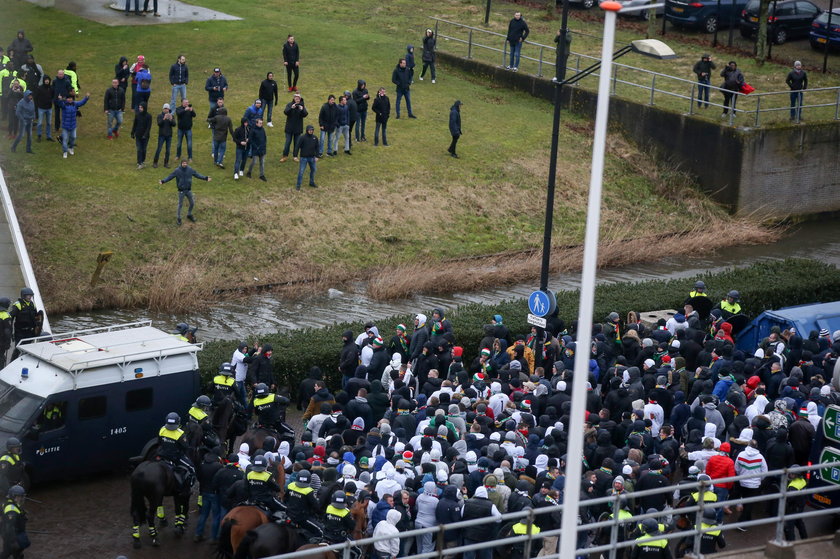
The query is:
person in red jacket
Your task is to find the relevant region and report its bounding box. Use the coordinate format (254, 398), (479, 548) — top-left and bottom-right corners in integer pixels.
(706, 442), (735, 521)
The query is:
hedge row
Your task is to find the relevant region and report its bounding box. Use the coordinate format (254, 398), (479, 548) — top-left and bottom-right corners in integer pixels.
(197, 258), (840, 395)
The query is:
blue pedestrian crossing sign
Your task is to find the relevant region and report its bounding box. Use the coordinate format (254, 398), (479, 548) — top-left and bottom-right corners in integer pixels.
(528, 290), (556, 318)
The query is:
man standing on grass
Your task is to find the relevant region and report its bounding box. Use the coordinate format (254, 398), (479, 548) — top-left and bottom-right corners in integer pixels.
(318, 94), (339, 157)
(447, 100), (462, 159)
(281, 93), (306, 163)
(175, 98), (196, 162)
(391, 59), (415, 119)
(159, 159), (212, 226)
(282, 35), (300, 92)
(295, 124), (319, 190)
(153, 102), (175, 169)
(169, 54), (189, 109)
(10, 89), (34, 154)
(506, 12), (529, 72)
(205, 67), (228, 118)
(104, 78), (125, 140)
(246, 118), (267, 181)
(130, 101), (152, 169)
(692, 54), (715, 109)
(207, 106), (234, 169)
(259, 72), (279, 128)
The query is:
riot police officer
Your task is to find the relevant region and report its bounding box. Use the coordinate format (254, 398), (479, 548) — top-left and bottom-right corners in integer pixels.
(0, 439), (25, 498)
(188, 395), (213, 427)
(324, 490), (356, 544)
(1, 485), (28, 559)
(174, 322), (197, 343)
(245, 455), (284, 516)
(717, 290), (741, 319)
(284, 469), (322, 539)
(9, 288), (40, 357)
(213, 363), (236, 400)
(157, 412), (194, 492)
(630, 518), (671, 559)
(0, 298), (12, 368)
(252, 383), (290, 431)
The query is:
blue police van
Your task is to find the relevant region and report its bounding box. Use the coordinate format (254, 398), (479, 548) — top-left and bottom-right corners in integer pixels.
(0, 322), (200, 484)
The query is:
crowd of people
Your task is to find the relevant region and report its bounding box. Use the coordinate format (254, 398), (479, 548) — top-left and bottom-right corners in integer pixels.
(153, 282), (840, 558)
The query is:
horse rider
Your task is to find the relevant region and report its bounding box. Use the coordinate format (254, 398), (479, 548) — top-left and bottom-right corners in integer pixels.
(2, 485), (29, 559)
(284, 469), (323, 540)
(173, 322), (197, 343)
(0, 438), (25, 498)
(189, 395), (220, 449)
(245, 455), (285, 518)
(212, 362), (237, 404)
(716, 290), (741, 320)
(631, 518), (671, 559)
(252, 383), (291, 431)
(324, 490), (356, 545)
(157, 412), (195, 493)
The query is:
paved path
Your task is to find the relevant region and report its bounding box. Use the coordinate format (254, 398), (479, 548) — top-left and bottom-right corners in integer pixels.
(0, 200), (24, 302)
(24, 0), (241, 27)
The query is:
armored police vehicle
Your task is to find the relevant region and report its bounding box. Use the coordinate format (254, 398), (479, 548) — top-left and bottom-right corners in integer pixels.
(0, 322), (200, 483)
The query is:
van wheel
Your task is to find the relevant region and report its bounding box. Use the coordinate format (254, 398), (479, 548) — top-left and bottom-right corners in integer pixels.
(582, 0), (596, 9)
(774, 28), (788, 44)
(704, 15), (718, 33)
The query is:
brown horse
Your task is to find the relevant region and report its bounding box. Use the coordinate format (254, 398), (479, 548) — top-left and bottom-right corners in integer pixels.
(235, 522), (339, 559)
(216, 505), (269, 558)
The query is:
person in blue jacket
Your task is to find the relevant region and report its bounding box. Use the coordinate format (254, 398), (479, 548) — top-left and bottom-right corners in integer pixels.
(58, 91), (90, 158)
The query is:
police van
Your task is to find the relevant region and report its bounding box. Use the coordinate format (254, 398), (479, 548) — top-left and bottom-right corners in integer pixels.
(0, 321), (200, 483)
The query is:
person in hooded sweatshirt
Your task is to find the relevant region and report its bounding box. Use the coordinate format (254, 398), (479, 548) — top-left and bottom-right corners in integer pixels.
(33, 75), (53, 142)
(448, 99), (462, 158)
(207, 106), (234, 168)
(734, 438), (767, 523)
(351, 79), (370, 142)
(10, 89), (34, 153)
(130, 101), (152, 168)
(373, 508), (401, 559)
(58, 90), (89, 158)
(414, 481), (439, 553)
(338, 331), (358, 388)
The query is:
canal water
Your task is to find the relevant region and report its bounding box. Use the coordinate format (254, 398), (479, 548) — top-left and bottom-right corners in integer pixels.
(51, 220), (840, 341)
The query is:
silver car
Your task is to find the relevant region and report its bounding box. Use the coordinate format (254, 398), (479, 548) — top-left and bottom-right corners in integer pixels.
(618, 0), (665, 19)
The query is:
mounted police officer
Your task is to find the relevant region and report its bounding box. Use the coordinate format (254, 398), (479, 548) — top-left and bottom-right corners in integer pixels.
(188, 395), (220, 450)
(696, 508), (726, 554)
(252, 383), (290, 432)
(687, 281), (708, 300)
(212, 362), (236, 402)
(245, 455), (284, 518)
(0, 298), (12, 368)
(173, 322), (197, 343)
(630, 518), (672, 559)
(0, 439), (25, 498)
(509, 505), (541, 559)
(283, 469), (323, 540)
(323, 490), (355, 545)
(1, 485), (29, 559)
(716, 290), (741, 320)
(157, 412), (195, 493)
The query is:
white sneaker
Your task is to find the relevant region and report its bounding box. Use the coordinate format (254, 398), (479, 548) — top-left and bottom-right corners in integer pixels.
(62, 152), (67, 159)
(419, 76), (424, 81)
(512, 67), (518, 72)
(266, 122), (274, 127)
(234, 172), (239, 180)
(505, 66), (511, 70)
(432, 79), (436, 84)
(69, 148), (75, 155)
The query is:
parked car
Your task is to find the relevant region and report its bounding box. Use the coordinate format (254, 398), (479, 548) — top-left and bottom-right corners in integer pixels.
(810, 8), (840, 50)
(619, 0), (665, 19)
(740, 0), (821, 44)
(665, 0), (750, 33)
(568, 0), (598, 9)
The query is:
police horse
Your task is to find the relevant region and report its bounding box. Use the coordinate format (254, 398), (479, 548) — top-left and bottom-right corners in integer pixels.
(233, 521), (339, 559)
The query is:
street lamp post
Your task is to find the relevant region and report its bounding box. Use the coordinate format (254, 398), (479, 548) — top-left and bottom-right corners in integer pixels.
(555, 3), (675, 558)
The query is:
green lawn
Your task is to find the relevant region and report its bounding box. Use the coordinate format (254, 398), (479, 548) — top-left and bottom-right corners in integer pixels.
(0, 0), (770, 312)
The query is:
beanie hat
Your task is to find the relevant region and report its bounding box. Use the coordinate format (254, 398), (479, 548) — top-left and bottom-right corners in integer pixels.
(397, 324), (406, 332)
(163, 103), (170, 110)
(452, 346), (463, 358)
(480, 348), (491, 357)
(372, 337), (384, 348)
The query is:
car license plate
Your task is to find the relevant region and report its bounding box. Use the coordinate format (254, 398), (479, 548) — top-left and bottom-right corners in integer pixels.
(750, 16), (758, 22)
(818, 37), (827, 43)
(673, 6), (684, 12)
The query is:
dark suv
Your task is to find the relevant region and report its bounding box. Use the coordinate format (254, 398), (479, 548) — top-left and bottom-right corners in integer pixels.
(665, 0), (749, 33)
(740, 0), (821, 44)
(810, 8), (840, 50)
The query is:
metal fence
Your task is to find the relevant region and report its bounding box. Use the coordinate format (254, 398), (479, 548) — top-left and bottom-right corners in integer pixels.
(430, 17), (840, 127)
(263, 461), (840, 559)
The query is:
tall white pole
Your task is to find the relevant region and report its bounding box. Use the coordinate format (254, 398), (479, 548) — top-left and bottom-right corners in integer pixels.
(556, 3), (621, 558)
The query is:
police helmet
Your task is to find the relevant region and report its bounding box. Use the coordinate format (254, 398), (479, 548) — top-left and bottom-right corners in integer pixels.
(702, 508), (717, 522)
(165, 412), (181, 429)
(195, 395), (212, 409)
(727, 290), (740, 301)
(0, 297), (9, 309)
(175, 322), (189, 334)
(7, 485), (25, 499)
(219, 362), (234, 376)
(20, 287), (34, 298)
(6, 437), (21, 451)
(332, 490), (347, 508)
(694, 281), (706, 290)
(252, 455), (267, 472)
(297, 469), (311, 484)
(255, 383), (269, 396)
(641, 518), (659, 534)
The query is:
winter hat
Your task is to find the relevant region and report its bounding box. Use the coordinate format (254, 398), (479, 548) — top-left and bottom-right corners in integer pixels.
(452, 346), (463, 358)
(396, 323), (406, 332)
(510, 361), (522, 371)
(739, 428), (754, 441)
(794, 60), (802, 68)
(306, 124), (315, 131)
(480, 349), (491, 357)
(474, 373), (486, 382)
(688, 465), (700, 475)
(494, 314), (503, 323)
(372, 337), (384, 348)
(163, 103), (170, 110)
(352, 417), (365, 430)
(819, 328), (830, 337)
(643, 359), (656, 369)
(719, 442), (731, 453)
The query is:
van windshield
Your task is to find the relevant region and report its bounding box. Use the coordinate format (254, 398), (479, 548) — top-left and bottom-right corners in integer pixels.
(0, 380), (44, 434)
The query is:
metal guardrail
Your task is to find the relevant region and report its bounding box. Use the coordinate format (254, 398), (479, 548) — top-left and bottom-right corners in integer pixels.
(430, 17), (840, 127)
(263, 461), (840, 559)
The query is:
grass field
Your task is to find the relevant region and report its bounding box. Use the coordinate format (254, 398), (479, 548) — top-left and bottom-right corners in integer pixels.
(0, 0), (775, 313)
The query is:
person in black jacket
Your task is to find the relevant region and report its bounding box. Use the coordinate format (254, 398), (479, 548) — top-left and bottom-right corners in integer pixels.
(194, 452), (223, 542)
(34, 75), (53, 142)
(318, 95), (338, 157)
(372, 87), (390, 147)
(245, 118), (267, 181)
(448, 100), (462, 158)
(212, 454), (244, 526)
(175, 98), (196, 161)
(153, 103), (175, 168)
(232, 117), (249, 179)
(786, 61), (807, 121)
(420, 29), (437, 83)
(281, 92), (307, 161)
(298, 366), (324, 410)
(259, 71), (279, 127)
(247, 344), (276, 390)
(104, 78), (125, 140)
(158, 159), (211, 225)
(352, 79), (369, 142)
(169, 54), (189, 109)
(282, 35), (300, 91)
(339, 330), (358, 387)
(344, 90), (358, 150)
(391, 59), (415, 119)
(130, 101), (152, 169)
(506, 11), (530, 71)
(295, 124), (319, 189)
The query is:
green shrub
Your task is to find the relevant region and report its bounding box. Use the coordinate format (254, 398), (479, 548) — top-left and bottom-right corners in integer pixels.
(198, 258), (840, 395)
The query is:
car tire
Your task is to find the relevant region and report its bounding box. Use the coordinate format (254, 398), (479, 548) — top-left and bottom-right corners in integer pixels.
(774, 28), (788, 45)
(582, 0), (595, 9)
(704, 15), (718, 33)
(740, 28), (751, 38)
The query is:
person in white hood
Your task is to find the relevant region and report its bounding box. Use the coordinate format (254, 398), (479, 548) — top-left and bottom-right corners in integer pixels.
(745, 393), (769, 423)
(373, 508), (402, 558)
(381, 352), (403, 386)
(376, 466), (403, 499)
(734, 439), (767, 522)
(803, 401), (821, 430)
(488, 382), (509, 416)
(237, 442), (251, 471)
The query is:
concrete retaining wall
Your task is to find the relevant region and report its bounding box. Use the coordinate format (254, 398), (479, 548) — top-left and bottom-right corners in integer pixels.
(438, 52), (840, 219)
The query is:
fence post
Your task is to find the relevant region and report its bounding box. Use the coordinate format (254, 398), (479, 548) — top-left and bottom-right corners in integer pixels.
(342, 541), (351, 559)
(692, 486), (704, 557)
(468, 29), (473, 59)
(434, 20), (439, 39)
(436, 525), (445, 559)
(612, 65), (618, 95)
(523, 508), (536, 559)
(502, 40), (507, 68)
(754, 95), (761, 127)
(608, 494), (620, 559)
(649, 74), (656, 105)
(835, 89), (840, 120)
(689, 83), (696, 115)
(775, 469), (788, 543)
(538, 46), (544, 77)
